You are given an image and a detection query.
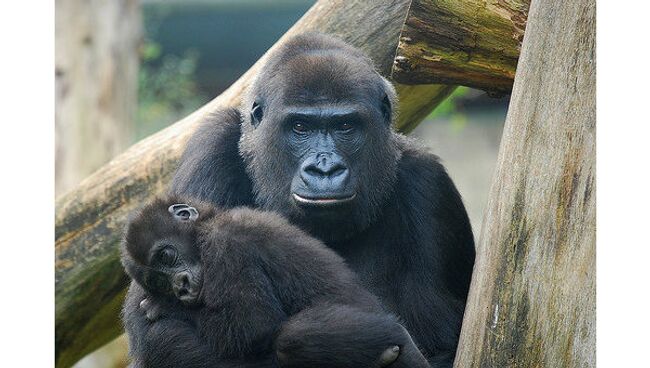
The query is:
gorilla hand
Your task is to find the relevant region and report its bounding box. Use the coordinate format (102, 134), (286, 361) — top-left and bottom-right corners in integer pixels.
(139, 297), (162, 321)
(376, 346), (400, 367)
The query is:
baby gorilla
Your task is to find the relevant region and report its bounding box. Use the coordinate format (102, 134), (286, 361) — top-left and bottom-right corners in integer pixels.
(121, 195), (430, 368)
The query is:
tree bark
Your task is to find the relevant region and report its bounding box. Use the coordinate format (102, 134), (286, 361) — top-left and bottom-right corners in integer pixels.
(453, 0), (596, 366)
(54, 1), (460, 366)
(392, 0), (530, 93)
(55, 0), (141, 197)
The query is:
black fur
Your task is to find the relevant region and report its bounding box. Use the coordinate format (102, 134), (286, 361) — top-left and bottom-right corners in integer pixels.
(170, 33), (476, 367)
(122, 195), (430, 368)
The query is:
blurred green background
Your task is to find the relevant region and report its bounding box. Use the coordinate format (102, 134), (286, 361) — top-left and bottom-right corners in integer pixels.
(68, 0), (508, 366)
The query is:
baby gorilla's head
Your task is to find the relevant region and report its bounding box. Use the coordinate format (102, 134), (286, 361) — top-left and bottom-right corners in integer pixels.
(121, 195), (216, 305)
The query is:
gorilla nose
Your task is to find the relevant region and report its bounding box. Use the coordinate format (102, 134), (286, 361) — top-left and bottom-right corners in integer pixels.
(174, 272), (190, 289)
(300, 154), (349, 190)
(173, 271), (199, 303)
(304, 162), (347, 178)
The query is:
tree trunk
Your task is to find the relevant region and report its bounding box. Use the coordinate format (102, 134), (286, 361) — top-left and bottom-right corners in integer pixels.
(453, 0), (596, 366)
(55, 0), (537, 366)
(55, 0), (141, 197)
(392, 0), (530, 94)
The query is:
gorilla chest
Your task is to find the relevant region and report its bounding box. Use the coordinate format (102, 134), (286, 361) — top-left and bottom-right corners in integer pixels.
(333, 236), (402, 311)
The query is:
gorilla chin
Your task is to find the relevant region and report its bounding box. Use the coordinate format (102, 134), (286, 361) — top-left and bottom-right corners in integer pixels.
(290, 191), (360, 242)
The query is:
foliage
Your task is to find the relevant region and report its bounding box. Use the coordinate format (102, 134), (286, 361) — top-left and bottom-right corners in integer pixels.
(136, 41), (209, 140)
(427, 86), (470, 133)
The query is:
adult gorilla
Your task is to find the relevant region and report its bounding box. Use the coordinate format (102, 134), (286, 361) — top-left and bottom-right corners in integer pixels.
(171, 33), (475, 367)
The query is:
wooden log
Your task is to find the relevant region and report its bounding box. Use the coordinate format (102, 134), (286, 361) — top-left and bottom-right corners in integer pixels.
(392, 0), (530, 93)
(55, 1), (456, 366)
(453, 0), (596, 366)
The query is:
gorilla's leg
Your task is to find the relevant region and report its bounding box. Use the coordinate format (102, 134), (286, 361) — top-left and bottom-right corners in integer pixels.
(275, 303), (430, 368)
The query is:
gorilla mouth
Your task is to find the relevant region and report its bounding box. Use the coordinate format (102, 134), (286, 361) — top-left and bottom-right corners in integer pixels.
(292, 193), (356, 207)
(176, 287), (201, 305)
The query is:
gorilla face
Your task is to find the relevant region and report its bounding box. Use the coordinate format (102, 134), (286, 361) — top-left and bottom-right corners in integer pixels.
(240, 34), (401, 241)
(144, 235), (203, 305)
(122, 200), (206, 306)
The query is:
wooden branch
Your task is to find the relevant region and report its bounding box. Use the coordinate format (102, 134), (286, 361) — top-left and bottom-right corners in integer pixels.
(453, 0), (595, 366)
(392, 0), (530, 93)
(55, 1), (456, 366)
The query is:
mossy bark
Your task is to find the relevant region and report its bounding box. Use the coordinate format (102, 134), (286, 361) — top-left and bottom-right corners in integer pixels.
(453, 0), (596, 366)
(392, 0), (530, 93)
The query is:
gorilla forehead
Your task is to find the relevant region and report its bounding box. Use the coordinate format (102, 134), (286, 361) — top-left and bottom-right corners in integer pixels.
(253, 33), (386, 107)
(274, 52), (385, 105)
(123, 195), (214, 264)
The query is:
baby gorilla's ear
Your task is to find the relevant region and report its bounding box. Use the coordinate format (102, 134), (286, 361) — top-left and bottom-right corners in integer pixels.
(168, 203), (199, 221)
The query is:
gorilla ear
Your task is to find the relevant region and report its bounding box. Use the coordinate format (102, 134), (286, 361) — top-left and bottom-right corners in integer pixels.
(168, 204), (199, 221)
(381, 94), (392, 123)
(250, 102), (263, 127)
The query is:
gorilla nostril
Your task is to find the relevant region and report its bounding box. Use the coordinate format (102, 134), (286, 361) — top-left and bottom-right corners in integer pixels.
(304, 165), (324, 177)
(175, 272), (191, 289)
(303, 163), (348, 179)
(329, 165), (347, 178)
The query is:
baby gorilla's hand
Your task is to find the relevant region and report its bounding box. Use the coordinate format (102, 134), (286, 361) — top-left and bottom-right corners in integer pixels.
(376, 346), (400, 367)
(139, 298), (162, 321)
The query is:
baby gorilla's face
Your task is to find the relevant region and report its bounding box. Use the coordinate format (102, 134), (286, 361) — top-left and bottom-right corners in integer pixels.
(146, 237), (203, 305)
(123, 200), (211, 306)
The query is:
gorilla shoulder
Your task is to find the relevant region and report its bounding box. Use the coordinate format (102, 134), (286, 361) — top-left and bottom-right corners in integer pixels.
(170, 108), (253, 207)
(394, 134), (448, 187)
(393, 133), (473, 244)
(394, 134), (475, 298)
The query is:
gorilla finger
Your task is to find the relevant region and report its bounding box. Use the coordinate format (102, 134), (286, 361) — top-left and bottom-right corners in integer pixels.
(139, 298), (151, 310)
(145, 305), (161, 321)
(376, 345), (400, 367)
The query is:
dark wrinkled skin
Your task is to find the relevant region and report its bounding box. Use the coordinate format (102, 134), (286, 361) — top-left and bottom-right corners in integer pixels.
(168, 33), (475, 367)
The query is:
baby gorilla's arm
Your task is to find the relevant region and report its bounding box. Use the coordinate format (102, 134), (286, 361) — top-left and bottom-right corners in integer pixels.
(127, 293), (277, 368)
(123, 284), (213, 368)
(140, 318), (216, 368)
(141, 319), (277, 368)
(275, 303), (431, 368)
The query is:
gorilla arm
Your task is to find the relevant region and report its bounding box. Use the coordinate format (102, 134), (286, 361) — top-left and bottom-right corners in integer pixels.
(170, 108), (253, 208)
(122, 282), (217, 368)
(276, 302), (430, 368)
(389, 148), (476, 367)
(123, 283), (276, 368)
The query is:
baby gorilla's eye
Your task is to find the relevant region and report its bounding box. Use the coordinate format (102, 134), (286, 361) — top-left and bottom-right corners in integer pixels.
(292, 121), (308, 134)
(158, 247), (177, 266)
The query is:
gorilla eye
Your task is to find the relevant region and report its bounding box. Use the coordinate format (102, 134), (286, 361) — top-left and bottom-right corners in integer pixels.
(338, 122), (354, 132)
(292, 121), (309, 134)
(158, 247), (177, 266)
